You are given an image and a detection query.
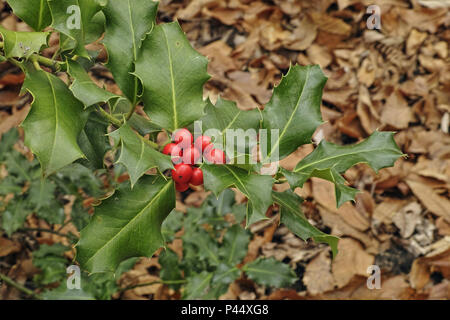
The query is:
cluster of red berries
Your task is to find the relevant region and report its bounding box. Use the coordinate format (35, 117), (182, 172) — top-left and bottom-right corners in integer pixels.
(162, 128), (227, 192)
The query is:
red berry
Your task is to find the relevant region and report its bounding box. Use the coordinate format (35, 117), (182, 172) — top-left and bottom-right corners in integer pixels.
(162, 143), (177, 156)
(204, 146), (227, 164)
(171, 164), (193, 184)
(167, 144), (182, 164)
(175, 182), (189, 192)
(182, 145), (201, 165)
(190, 167), (204, 186)
(203, 144), (215, 163)
(173, 128), (193, 147)
(195, 135), (212, 152)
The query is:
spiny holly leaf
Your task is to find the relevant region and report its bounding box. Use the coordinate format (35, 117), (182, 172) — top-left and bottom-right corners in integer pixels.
(183, 271), (213, 300)
(33, 244), (69, 285)
(112, 98), (162, 136)
(207, 188), (235, 217)
(212, 264), (240, 286)
(77, 110), (110, 170)
(0, 128), (19, 158)
(0, 27), (49, 58)
(310, 168), (359, 207)
(272, 190), (339, 257)
(183, 231), (220, 266)
(102, 0), (158, 104)
(47, 0), (104, 57)
(159, 248), (183, 289)
(76, 176), (175, 273)
(202, 164), (273, 226)
(109, 123), (173, 187)
(261, 65), (327, 162)
(243, 258), (297, 288)
(29, 178), (56, 210)
(6, 0), (52, 31)
(199, 98), (261, 159)
(219, 224), (250, 266)
(205, 264), (240, 299)
(135, 21), (210, 132)
(21, 67), (86, 176)
(67, 60), (118, 108)
(2, 201), (29, 236)
(282, 131), (404, 205)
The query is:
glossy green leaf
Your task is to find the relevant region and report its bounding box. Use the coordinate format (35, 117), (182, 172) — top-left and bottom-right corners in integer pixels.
(183, 271), (213, 300)
(273, 189), (339, 257)
(219, 224), (250, 266)
(102, 0), (158, 104)
(282, 131), (404, 206)
(109, 123), (173, 187)
(76, 176), (175, 273)
(47, 0), (104, 57)
(77, 110), (110, 169)
(135, 21), (210, 132)
(0, 27), (49, 58)
(202, 164), (273, 226)
(261, 65), (327, 162)
(243, 258), (297, 288)
(7, 0), (52, 31)
(112, 98), (162, 136)
(21, 67), (86, 176)
(199, 98), (261, 160)
(67, 60), (118, 108)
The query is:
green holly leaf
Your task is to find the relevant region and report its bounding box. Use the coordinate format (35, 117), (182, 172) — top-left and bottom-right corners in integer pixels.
(2, 201), (30, 236)
(135, 21), (210, 132)
(183, 271), (213, 300)
(161, 209), (184, 242)
(21, 67), (86, 176)
(28, 178), (56, 210)
(243, 258), (297, 288)
(102, 0), (158, 104)
(4, 151), (35, 182)
(204, 264), (239, 299)
(6, 0), (52, 31)
(207, 188), (235, 216)
(33, 244), (69, 285)
(112, 98), (162, 136)
(67, 60), (119, 108)
(0, 27), (49, 59)
(47, 0), (104, 57)
(76, 176), (175, 273)
(261, 65), (327, 162)
(109, 123), (173, 187)
(282, 131), (404, 206)
(272, 189), (339, 257)
(0, 128), (19, 159)
(77, 110), (110, 169)
(202, 164), (273, 226)
(219, 224), (250, 266)
(159, 248), (183, 289)
(0, 176), (23, 195)
(199, 98), (261, 160)
(183, 231), (220, 266)
(70, 200), (90, 231)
